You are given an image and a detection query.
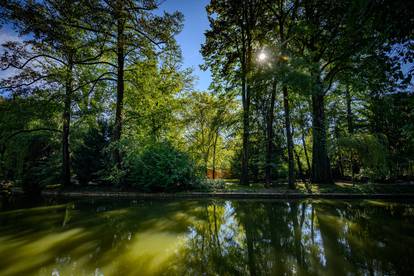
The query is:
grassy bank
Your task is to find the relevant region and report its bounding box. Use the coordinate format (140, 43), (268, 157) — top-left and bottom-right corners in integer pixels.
(4, 179), (414, 199)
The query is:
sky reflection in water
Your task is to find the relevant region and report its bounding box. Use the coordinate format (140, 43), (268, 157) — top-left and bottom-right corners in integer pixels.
(0, 197), (414, 275)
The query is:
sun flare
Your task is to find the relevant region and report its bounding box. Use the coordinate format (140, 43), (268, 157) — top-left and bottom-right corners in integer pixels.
(258, 52), (267, 62)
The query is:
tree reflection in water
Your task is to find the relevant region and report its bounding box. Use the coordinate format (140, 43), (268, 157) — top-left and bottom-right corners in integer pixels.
(0, 198), (413, 275)
(168, 199), (414, 276)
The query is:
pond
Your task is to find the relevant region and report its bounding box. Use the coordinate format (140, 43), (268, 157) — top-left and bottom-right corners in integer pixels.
(0, 196), (413, 275)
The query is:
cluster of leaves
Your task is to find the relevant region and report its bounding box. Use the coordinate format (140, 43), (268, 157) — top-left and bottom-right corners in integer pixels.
(72, 121), (110, 185)
(126, 142), (201, 192)
(338, 134), (389, 180)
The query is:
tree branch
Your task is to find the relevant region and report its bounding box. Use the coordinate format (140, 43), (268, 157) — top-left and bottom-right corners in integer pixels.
(3, 128), (62, 142)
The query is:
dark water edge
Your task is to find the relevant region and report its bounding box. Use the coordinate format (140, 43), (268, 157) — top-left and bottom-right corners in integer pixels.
(1, 195), (414, 275)
(37, 188), (414, 200)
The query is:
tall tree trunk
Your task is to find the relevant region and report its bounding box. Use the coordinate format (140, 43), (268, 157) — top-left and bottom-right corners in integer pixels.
(212, 129), (219, 179)
(311, 79), (332, 183)
(296, 132), (311, 192)
(265, 80), (277, 186)
(113, 2), (125, 168)
(346, 85), (355, 182)
(62, 54), (73, 186)
(301, 130), (311, 176)
(283, 86), (295, 188)
(277, 2), (295, 188)
(205, 146), (210, 177)
(0, 144), (5, 180)
(333, 117), (344, 179)
(346, 86), (353, 134)
(294, 149), (304, 181)
(241, 76), (250, 185)
(293, 125), (309, 189)
(240, 0), (252, 186)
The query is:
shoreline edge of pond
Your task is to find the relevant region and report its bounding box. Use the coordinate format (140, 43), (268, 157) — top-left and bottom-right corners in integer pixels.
(32, 190), (414, 199)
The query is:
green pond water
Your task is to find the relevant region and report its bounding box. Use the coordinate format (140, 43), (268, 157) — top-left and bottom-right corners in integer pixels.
(0, 197), (413, 276)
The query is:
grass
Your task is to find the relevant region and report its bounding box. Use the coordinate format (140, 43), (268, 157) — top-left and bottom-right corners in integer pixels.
(4, 178), (414, 196)
(215, 179), (414, 195)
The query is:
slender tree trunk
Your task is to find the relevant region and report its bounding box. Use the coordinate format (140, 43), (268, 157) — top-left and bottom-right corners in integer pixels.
(205, 146), (210, 177)
(212, 130), (219, 179)
(265, 80), (277, 186)
(346, 86), (353, 135)
(311, 71), (332, 184)
(113, 1), (125, 168)
(283, 86), (295, 188)
(0, 144), (5, 180)
(240, 0), (252, 186)
(294, 149), (304, 181)
(62, 54), (73, 186)
(277, 2), (295, 188)
(333, 118), (344, 179)
(301, 130), (311, 176)
(293, 125), (309, 189)
(240, 13), (248, 186)
(241, 77), (250, 185)
(346, 85), (355, 183)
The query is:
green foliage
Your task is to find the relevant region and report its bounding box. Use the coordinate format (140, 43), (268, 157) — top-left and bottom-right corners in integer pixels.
(0, 96), (61, 189)
(102, 164), (127, 187)
(180, 91), (238, 174)
(20, 135), (60, 193)
(369, 93), (414, 178)
(1, 0), (413, 193)
(338, 134), (389, 180)
(195, 179), (226, 192)
(230, 143), (288, 182)
(126, 142), (200, 192)
(72, 121), (110, 185)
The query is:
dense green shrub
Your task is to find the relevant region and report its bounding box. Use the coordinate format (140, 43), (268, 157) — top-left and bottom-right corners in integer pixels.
(72, 122), (110, 185)
(20, 135), (60, 194)
(338, 133), (389, 180)
(195, 179), (226, 191)
(126, 142), (200, 192)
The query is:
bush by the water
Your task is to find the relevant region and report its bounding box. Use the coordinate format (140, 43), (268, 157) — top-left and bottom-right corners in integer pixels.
(195, 179), (226, 191)
(72, 122), (110, 185)
(126, 142), (200, 192)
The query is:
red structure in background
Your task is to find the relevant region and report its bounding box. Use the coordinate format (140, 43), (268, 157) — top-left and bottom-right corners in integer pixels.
(206, 169), (231, 179)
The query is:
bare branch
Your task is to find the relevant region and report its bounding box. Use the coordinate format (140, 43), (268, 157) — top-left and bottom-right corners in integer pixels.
(1, 54), (67, 70)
